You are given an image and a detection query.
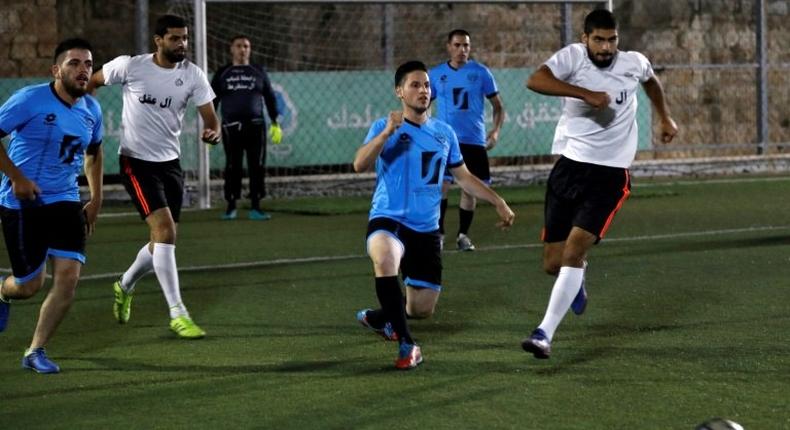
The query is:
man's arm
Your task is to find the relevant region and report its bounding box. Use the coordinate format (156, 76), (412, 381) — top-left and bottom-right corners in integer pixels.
(260, 69), (279, 124)
(0, 136), (39, 201)
(353, 111), (401, 173)
(526, 65), (610, 109)
(641, 76), (678, 143)
(86, 69), (105, 94)
(197, 102), (221, 144)
(486, 94), (504, 150)
(451, 163), (515, 228)
(82, 145), (103, 236)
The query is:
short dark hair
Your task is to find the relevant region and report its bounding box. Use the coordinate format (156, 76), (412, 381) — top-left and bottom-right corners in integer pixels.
(584, 9), (617, 34)
(155, 14), (188, 37)
(447, 29), (471, 43)
(394, 61), (427, 87)
(53, 38), (93, 64)
(230, 35), (249, 44)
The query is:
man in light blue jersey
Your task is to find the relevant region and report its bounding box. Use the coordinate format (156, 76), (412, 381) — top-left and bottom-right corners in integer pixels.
(430, 29), (505, 251)
(0, 38), (104, 373)
(353, 61), (514, 370)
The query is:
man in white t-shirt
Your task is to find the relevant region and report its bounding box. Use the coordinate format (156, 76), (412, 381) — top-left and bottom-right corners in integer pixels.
(521, 9), (678, 359)
(88, 14), (221, 339)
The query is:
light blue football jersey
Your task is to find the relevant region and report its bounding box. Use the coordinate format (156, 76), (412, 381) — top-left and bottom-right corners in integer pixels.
(429, 60), (498, 146)
(364, 117), (463, 232)
(0, 83), (103, 208)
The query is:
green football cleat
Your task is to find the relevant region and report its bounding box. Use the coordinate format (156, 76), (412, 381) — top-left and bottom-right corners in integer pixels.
(170, 316), (206, 339)
(113, 280), (133, 324)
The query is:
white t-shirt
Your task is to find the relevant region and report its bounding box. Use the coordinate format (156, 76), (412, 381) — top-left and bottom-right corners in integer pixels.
(545, 43), (654, 168)
(103, 54), (215, 162)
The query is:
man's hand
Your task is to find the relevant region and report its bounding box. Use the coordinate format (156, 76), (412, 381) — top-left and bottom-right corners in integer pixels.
(83, 199), (102, 236)
(202, 128), (220, 145)
(384, 111), (404, 136)
(485, 129), (500, 151)
(583, 90), (611, 110)
(269, 123), (283, 145)
(495, 201), (515, 230)
(12, 175), (40, 201)
(660, 117), (678, 143)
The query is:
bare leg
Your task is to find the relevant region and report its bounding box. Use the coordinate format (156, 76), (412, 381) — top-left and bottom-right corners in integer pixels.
(29, 258), (81, 349)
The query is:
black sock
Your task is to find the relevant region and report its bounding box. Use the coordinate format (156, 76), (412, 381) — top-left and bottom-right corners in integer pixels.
(364, 308), (386, 329)
(458, 208), (474, 235)
(375, 276), (414, 345)
(439, 199), (448, 234)
(226, 200), (236, 214)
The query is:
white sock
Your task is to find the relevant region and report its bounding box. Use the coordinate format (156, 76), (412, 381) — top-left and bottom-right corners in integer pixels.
(152, 243), (188, 319)
(120, 244), (154, 293)
(537, 266), (585, 341)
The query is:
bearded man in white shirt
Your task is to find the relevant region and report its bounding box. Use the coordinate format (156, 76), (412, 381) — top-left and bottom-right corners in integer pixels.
(88, 14), (221, 339)
(521, 9), (678, 359)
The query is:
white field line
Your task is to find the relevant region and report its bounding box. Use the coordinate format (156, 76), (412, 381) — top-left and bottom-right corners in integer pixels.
(3, 225), (785, 280)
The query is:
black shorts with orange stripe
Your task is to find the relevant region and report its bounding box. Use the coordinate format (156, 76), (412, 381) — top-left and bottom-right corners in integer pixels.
(542, 156), (631, 243)
(120, 155), (184, 222)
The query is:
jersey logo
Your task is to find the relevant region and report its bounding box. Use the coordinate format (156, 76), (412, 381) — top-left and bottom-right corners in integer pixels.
(452, 87), (469, 110)
(466, 72), (479, 83)
(44, 113), (57, 126)
(58, 135), (81, 164)
(421, 151), (443, 185)
(175, 78), (184, 87)
(440, 75), (447, 82)
(615, 90), (627, 104)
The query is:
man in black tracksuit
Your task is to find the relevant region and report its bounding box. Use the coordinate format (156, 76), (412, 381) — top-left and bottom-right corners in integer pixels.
(211, 35), (280, 220)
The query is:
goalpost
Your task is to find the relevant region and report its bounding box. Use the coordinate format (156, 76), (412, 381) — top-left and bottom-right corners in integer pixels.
(173, 0), (612, 208)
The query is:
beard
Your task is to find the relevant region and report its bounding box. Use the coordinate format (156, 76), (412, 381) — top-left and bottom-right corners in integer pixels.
(586, 46), (615, 68)
(62, 77), (88, 99)
(163, 48), (186, 63)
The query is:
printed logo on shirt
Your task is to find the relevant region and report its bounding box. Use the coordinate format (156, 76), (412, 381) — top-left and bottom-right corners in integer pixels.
(452, 87), (469, 110)
(440, 75), (448, 82)
(421, 151), (442, 185)
(175, 78), (184, 87)
(44, 113), (56, 125)
(466, 72), (479, 83)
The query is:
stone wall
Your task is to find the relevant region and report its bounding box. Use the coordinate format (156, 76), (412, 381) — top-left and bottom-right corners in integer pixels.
(1, 0), (788, 147)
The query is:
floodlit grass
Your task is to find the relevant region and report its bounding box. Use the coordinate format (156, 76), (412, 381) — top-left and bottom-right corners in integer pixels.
(1, 177), (789, 429)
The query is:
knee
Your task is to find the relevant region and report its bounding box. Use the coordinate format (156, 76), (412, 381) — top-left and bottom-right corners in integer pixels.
(406, 303), (435, 319)
(15, 280), (44, 299)
(371, 254), (399, 275)
(152, 225), (177, 244)
(543, 260), (561, 276)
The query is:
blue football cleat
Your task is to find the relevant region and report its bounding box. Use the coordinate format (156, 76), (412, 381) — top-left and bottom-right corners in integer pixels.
(356, 309), (398, 341)
(521, 328), (552, 359)
(248, 209), (272, 221)
(221, 209), (238, 220)
(395, 342), (423, 370)
(22, 348), (61, 374)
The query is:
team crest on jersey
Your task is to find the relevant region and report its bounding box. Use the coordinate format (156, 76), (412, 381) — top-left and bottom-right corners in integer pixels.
(466, 73), (479, 82)
(398, 133), (412, 143)
(175, 78), (184, 87)
(44, 113), (56, 125)
(433, 133), (447, 145)
(440, 75), (448, 82)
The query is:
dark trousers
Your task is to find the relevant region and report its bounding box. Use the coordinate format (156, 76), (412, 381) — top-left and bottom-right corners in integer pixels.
(221, 120), (267, 203)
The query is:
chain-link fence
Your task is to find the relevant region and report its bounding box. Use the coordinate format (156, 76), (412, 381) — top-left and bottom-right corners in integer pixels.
(1, 1), (788, 197)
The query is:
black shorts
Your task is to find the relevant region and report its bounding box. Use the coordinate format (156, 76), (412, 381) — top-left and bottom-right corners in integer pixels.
(444, 143), (491, 184)
(366, 217), (443, 291)
(120, 155), (184, 222)
(0, 202), (86, 283)
(542, 156), (631, 243)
